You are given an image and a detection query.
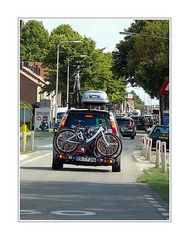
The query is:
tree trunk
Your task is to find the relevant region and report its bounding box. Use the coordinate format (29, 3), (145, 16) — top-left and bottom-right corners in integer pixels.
(159, 94), (164, 125)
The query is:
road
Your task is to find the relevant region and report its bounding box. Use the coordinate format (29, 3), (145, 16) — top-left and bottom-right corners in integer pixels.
(20, 132), (169, 220)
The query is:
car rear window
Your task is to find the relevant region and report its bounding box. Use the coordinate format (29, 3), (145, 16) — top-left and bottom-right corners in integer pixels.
(65, 111), (111, 128)
(116, 119), (130, 126)
(132, 117), (145, 123)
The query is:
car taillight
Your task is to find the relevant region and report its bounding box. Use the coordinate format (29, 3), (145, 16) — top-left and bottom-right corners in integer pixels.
(128, 121), (132, 128)
(110, 120), (117, 135)
(59, 115), (67, 128)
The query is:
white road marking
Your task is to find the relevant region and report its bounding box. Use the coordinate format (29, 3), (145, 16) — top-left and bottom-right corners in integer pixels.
(51, 210), (96, 216)
(157, 208), (167, 212)
(149, 201), (159, 204)
(153, 204), (162, 208)
(20, 209), (41, 215)
(20, 153), (52, 166)
(161, 212), (169, 217)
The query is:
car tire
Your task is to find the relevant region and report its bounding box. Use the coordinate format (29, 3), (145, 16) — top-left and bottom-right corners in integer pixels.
(112, 157), (121, 172)
(131, 135), (135, 139)
(52, 156), (63, 170)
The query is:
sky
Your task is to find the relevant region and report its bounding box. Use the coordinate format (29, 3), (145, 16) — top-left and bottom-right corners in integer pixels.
(24, 17), (159, 106)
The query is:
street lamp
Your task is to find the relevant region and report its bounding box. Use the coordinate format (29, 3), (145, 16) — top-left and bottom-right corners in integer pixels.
(119, 31), (169, 40)
(55, 40), (82, 119)
(66, 55), (87, 107)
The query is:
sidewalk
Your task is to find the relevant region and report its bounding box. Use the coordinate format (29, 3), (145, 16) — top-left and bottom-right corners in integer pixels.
(133, 150), (156, 171)
(133, 149), (169, 172)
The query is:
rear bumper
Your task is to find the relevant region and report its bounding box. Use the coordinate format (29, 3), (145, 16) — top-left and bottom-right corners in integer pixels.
(53, 149), (120, 167)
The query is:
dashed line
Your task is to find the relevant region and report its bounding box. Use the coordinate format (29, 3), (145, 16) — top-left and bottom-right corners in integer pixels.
(157, 208), (167, 212)
(149, 200), (159, 204)
(144, 194), (169, 219)
(153, 204), (162, 208)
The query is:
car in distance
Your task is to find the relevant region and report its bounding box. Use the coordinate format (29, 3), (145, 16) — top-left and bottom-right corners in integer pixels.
(131, 116), (148, 131)
(116, 116), (136, 139)
(144, 114), (154, 128)
(148, 125), (169, 150)
(52, 108), (122, 172)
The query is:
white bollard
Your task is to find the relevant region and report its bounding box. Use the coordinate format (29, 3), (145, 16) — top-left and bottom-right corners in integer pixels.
(146, 138), (152, 161)
(156, 140), (161, 168)
(21, 132), (26, 153)
(30, 131), (35, 151)
(145, 137), (149, 158)
(161, 141), (167, 173)
(142, 136), (146, 156)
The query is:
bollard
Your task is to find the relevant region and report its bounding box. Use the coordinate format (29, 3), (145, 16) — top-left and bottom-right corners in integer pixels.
(142, 136), (146, 156)
(22, 132), (26, 152)
(156, 140), (161, 168)
(146, 138), (152, 161)
(161, 141), (167, 173)
(30, 131), (35, 151)
(145, 137), (149, 158)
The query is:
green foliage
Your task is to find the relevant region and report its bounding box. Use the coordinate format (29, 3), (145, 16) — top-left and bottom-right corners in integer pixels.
(20, 20), (49, 61)
(42, 24), (127, 104)
(20, 100), (32, 110)
(137, 168), (169, 202)
(113, 20), (169, 99)
(129, 90), (145, 111)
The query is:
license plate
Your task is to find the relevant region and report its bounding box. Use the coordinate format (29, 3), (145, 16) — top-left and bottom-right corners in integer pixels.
(75, 156), (96, 162)
(159, 136), (168, 140)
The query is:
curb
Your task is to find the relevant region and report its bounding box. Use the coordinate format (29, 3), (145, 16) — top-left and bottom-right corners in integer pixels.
(133, 150), (156, 164)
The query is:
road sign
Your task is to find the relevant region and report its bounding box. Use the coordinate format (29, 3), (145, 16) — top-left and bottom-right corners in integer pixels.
(20, 107), (33, 123)
(160, 79), (169, 95)
(34, 107), (50, 131)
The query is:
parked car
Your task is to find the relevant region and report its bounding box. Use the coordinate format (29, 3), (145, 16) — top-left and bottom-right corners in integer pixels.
(131, 116), (148, 131)
(148, 125), (169, 149)
(116, 116), (136, 139)
(52, 108), (122, 172)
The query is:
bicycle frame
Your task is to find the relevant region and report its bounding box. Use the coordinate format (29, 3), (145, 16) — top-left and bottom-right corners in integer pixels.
(66, 125), (109, 147)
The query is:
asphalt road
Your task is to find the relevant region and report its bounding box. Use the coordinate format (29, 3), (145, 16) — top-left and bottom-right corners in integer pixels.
(20, 132), (169, 221)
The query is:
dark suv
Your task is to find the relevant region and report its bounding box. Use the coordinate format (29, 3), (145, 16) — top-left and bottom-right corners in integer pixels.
(52, 108), (122, 172)
(116, 116), (136, 139)
(131, 116), (148, 131)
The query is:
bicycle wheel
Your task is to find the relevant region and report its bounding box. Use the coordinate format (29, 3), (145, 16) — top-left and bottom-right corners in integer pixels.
(53, 129), (79, 154)
(95, 133), (120, 157)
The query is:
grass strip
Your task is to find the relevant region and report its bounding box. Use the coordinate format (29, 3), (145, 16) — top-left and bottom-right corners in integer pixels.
(137, 168), (169, 202)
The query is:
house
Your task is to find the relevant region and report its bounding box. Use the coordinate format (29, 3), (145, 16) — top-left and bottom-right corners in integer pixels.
(20, 61), (56, 121)
(20, 61), (46, 104)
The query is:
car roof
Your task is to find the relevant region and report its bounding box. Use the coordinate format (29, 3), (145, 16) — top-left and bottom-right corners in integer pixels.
(131, 116), (145, 118)
(116, 116), (133, 120)
(154, 124), (169, 128)
(67, 108), (111, 114)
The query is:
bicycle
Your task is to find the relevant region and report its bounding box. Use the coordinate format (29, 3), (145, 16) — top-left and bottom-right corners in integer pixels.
(53, 121), (122, 158)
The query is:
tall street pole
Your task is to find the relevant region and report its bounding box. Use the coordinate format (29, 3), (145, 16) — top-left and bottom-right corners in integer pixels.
(54, 41), (82, 119)
(55, 44), (60, 119)
(66, 58), (70, 108)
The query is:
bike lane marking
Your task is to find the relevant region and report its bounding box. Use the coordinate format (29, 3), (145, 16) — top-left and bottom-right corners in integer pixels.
(51, 210), (96, 216)
(20, 153), (52, 166)
(20, 209), (41, 215)
(144, 194), (169, 220)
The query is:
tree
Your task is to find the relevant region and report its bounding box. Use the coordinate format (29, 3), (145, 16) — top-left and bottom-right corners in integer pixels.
(42, 24), (127, 105)
(113, 20), (169, 99)
(129, 91), (145, 112)
(20, 20), (49, 61)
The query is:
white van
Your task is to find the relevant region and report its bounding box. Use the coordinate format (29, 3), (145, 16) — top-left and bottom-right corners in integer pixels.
(56, 107), (68, 123)
(52, 107), (68, 131)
